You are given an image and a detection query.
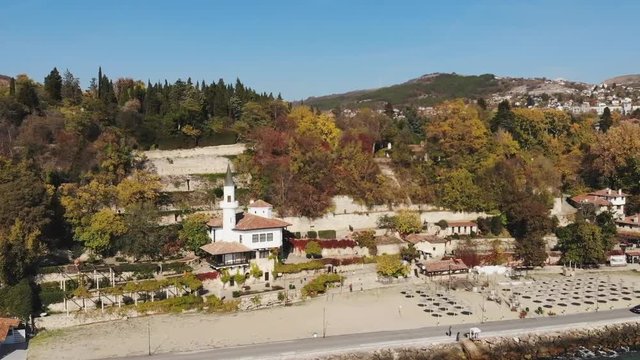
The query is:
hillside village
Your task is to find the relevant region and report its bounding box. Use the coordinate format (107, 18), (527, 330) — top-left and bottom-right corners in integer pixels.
(1, 68), (640, 359)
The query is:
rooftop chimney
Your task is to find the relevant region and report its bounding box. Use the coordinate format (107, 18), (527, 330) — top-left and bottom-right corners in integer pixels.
(618, 189), (622, 195)
(607, 188), (611, 195)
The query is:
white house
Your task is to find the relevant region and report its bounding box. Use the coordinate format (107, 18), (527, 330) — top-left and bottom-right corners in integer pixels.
(200, 165), (290, 279)
(570, 188), (626, 218)
(445, 221), (478, 236)
(405, 234), (448, 259)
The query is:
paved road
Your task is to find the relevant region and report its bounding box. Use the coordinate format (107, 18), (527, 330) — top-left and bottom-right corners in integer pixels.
(120, 309), (639, 360)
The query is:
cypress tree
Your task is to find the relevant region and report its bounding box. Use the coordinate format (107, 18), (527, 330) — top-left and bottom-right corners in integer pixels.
(599, 107), (613, 133)
(9, 77), (15, 96)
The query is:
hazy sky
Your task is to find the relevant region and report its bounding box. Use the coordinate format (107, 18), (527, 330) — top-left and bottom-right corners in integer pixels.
(1, 0), (639, 99)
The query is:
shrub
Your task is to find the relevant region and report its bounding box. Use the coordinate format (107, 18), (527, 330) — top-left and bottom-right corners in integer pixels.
(294, 232), (301, 239)
(318, 230), (337, 239)
(38, 283), (65, 307)
(307, 231), (317, 239)
(205, 295), (239, 312)
(250, 295), (262, 306)
(220, 269), (231, 284)
(490, 216), (504, 235)
(232, 290), (242, 298)
(305, 241), (322, 258)
(277, 291), (286, 302)
(476, 217), (491, 234)
(234, 273), (246, 285)
(302, 274), (343, 297)
(250, 263), (263, 279)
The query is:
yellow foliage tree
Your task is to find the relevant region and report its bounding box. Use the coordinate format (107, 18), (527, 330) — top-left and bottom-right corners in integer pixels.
(290, 106), (341, 149)
(116, 171), (162, 208)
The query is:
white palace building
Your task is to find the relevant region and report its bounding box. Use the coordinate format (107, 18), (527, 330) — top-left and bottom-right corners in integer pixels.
(200, 165), (290, 279)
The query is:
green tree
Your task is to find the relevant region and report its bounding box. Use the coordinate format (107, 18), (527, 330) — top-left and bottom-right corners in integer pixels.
(599, 107), (613, 133)
(595, 211), (617, 251)
(505, 193), (551, 267)
(117, 202), (162, 260)
(15, 76), (40, 113)
(376, 255), (408, 278)
(556, 220), (605, 266)
(179, 213), (210, 252)
(0, 279), (34, 321)
(44, 67), (63, 102)
(305, 241), (322, 258)
(61, 69), (82, 104)
(436, 168), (487, 211)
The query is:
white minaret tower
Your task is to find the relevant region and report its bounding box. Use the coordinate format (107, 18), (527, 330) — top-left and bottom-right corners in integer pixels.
(220, 163), (239, 241)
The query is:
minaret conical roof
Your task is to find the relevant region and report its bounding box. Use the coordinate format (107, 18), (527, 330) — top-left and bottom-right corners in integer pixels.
(224, 163), (235, 186)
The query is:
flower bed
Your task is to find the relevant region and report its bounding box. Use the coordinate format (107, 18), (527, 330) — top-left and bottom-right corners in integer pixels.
(195, 271), (219, 281)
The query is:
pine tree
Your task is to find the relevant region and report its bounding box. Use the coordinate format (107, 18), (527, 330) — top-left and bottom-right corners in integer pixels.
(599, 107), (613, 133)
(44, 67), (63, 102)
(61, 69), (82, 104)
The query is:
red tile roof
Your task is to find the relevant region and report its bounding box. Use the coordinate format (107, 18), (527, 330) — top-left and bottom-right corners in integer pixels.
(249, 200), (272, 208)
(207, 217), (222, 228)
(625, 249), (640, 257)
(234, 213), (291, 231)
(617, 214), (640, 227)
(200, 242), (252, 256)
(589, 188), (628, 197)
(423, 258), (468, 273)
(375, 235), (404, 245)
(0, 318), (20, 342)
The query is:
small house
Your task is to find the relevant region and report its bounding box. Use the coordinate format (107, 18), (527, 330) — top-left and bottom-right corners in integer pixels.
(374, 235), (406, 255)
(0, 318), (24, 351)
(405, 234), (448, 259)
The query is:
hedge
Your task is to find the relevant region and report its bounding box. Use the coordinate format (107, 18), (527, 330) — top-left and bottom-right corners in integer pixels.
(162, 262), (192, 273)
(307, 231), (318, 239)
(114, 263), (158, 274)
(289, 239), (357, 252)
(136, 295), (203, 313)
(318, 230), (337, 239)
(274, 260), (324, 275)
(37, 266), (63, 275)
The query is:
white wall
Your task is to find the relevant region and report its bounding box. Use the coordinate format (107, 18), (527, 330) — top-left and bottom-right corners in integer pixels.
(210, 227), (282, 250)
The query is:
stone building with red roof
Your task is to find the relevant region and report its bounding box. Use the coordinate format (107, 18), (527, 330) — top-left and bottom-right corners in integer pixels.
(201, 165), (290, 278)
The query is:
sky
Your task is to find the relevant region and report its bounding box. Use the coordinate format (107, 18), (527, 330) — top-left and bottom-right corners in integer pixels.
(1, 0), (639, 100)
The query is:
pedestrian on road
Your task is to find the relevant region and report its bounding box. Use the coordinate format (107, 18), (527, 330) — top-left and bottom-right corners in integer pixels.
(349, 284), (353, 292)
(447, 326), (452, 336)
(456, 332), (460, 341)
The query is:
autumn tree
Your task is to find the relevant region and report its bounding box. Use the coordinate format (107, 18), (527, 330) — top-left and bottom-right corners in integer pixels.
(74, 208), (127, 254)
(0, 219), (42, 285)
(376, 254), (408, 278)
(393, 210), (422, 236)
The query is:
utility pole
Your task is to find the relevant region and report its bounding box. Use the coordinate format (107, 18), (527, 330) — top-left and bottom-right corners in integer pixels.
(322, 307), (327, 338)
(147, 318), (151, 356)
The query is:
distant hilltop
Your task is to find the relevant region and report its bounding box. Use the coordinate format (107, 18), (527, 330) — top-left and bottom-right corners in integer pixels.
(604, 74), (640, 86)
(304, 72), (637, 111)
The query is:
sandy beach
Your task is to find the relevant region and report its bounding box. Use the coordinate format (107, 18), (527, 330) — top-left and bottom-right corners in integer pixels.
(28, 270), (640, 360)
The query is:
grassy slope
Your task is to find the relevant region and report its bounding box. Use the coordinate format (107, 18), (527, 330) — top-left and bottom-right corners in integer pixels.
(305, 73), (504, 110)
